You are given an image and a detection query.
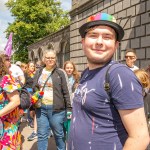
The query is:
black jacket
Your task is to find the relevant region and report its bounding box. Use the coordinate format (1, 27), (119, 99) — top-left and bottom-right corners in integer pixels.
(32, 65), (72, 112)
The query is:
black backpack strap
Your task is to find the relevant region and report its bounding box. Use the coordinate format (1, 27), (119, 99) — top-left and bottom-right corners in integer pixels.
(104, 63), (118, 98)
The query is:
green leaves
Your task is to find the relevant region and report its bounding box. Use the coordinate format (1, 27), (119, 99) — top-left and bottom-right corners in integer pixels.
(5, 0), (70, 63)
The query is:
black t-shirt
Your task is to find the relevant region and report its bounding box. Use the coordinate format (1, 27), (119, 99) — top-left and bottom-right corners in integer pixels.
(24, 73), (34, 88)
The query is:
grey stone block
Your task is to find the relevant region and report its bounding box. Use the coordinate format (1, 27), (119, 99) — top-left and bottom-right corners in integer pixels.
(136, 48), (146, 59)
(118, 10), (127, 19)
(93, 5), (98, 14)
(136, 2), (146, 15)
(146, 48), (150, 59)
(108, 5), (115, 14)
(123, 0), (131, 9)
(98, 2), (104, 11)
(123, 28), (135, 40)
(78, 13), (83, 21)
(131, 0), (140, 6)
(136, 25), (145, 37)
(140, 60), (150, 69)
(131, 38), (140, 48)
(120, 40), (130, 50)
(104, 0), (111, 8)
(146, 24), (150, 35)
(131, 16), (140, 27)
(70, 22), (78, 31)
(127, 6), (136, 17)
(141, 12), (150, 24)
(141, 36), (150, 47)
(111, 0), (118, 5)
(115, 2), (123, 13)
(147, 0), (150, 11)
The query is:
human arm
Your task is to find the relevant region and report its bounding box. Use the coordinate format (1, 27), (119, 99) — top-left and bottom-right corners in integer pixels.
(18, 75), (25, 85)
(60, 69), (72, 111)
(0, 90), (20, 117)
(119, 108), (149, 150)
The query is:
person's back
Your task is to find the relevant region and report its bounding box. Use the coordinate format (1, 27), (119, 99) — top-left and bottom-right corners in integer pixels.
(10, 64), (25, 84)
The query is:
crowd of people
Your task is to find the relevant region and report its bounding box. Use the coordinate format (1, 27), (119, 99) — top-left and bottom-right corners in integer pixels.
(0, 12), (150, 150)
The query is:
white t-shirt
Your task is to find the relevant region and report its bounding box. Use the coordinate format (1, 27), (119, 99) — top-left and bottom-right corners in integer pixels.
(129, 65), (139, 71)
(9, 64), (24, 79)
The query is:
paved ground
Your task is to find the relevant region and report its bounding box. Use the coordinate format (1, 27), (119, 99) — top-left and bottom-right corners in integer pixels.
(20, 122), (56, 150)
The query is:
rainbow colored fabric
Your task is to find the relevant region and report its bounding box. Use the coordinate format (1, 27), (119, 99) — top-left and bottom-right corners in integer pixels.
(87, 13), (116, 23)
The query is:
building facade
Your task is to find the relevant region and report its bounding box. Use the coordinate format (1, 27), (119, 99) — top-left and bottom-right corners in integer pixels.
(28, 0), (150, 71)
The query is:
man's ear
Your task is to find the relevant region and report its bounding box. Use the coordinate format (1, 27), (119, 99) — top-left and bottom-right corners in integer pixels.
(81, 38), (85, 49)
(115, 41), (119, 50)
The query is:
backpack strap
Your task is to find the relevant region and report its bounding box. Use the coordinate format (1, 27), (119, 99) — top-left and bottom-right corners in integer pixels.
(104, 63), (118, 98)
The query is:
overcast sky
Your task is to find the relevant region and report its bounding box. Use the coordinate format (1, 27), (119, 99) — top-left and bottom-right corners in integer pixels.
(0, 0), (71, 51)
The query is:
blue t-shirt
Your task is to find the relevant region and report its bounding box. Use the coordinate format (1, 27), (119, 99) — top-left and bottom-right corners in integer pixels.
(68, 61), (143, 150)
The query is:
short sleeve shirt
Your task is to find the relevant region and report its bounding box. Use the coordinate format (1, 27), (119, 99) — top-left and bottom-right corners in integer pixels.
(9, 64), (24, 78)
(68, 61), (143, 150)
(38, 68), (53, 105)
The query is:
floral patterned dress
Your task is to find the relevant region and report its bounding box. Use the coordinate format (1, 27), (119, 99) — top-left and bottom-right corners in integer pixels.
(0, 75), (23, 150)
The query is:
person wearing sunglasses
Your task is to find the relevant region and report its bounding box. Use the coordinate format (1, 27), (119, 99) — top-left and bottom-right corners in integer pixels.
(125, 49), (139, 71)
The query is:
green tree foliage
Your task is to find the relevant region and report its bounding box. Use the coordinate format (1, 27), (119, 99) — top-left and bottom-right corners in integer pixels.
(5, 0), (70, 63)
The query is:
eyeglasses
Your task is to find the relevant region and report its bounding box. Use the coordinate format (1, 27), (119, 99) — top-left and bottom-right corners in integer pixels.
(125, 56), (135, 59)
(45, 57), (56, 60)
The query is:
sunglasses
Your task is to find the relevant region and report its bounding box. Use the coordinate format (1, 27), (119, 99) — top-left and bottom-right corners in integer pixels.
(36, 65), (41, 68)
(125, 56), (135, 59)
(5, 58), (11, 61)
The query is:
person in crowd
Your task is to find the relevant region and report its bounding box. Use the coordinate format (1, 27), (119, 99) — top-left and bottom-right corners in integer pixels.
(134, 69), (150, 121)
(15, 61), (22, 67)
(20, 63), (28, 73)
(146, 65), (150, 89)
(23, 62), (38, 141)
(63, 61), (80, 141)
(35, 60), (44, 69)
(9, 61), (25, 85)
(125, 48), (139, 71)
(20, 63), (28, 123)
(63, 60), (80, 104)
(0, 54), (22, 149)
(32, 50), (71, 150)
(68, 12), (149, 150)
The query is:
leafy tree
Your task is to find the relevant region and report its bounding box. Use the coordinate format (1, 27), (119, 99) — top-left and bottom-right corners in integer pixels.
(5, 0), (70, 63)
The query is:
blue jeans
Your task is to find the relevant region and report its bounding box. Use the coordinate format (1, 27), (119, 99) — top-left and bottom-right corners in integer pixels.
(36, 104), (65, 150)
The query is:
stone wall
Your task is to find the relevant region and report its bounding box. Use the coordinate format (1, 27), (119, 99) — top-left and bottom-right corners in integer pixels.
(27, 26), (70, 67)
(28, 0), (150, 71)
(70, 0), (150, 71)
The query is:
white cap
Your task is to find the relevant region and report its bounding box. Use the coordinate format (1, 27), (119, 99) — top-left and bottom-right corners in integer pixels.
(15, 61), (22, 67)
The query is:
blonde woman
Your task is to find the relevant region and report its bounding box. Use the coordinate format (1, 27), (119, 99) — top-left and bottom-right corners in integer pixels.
(63, 61), (80, 104)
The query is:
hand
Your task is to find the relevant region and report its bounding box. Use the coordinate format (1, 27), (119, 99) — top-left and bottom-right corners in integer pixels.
(67, 111), (72, 119)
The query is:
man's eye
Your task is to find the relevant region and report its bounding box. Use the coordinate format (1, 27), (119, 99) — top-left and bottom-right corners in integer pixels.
(88, 34), (97, 38)
(103, 36), (111, 39)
